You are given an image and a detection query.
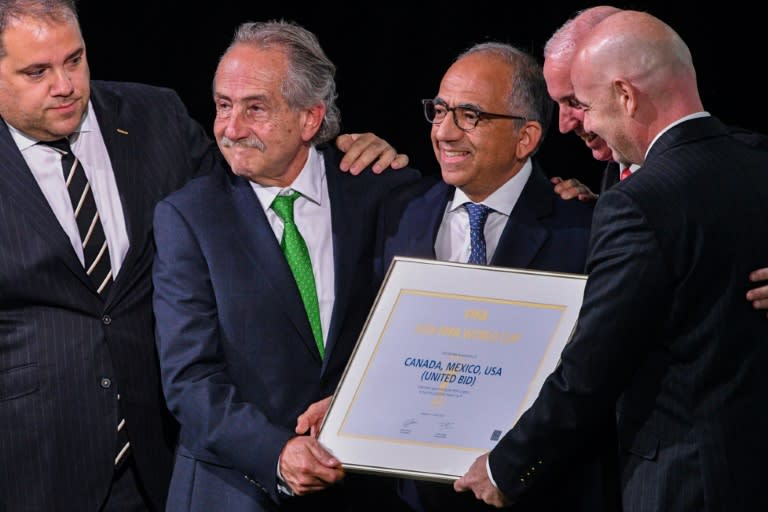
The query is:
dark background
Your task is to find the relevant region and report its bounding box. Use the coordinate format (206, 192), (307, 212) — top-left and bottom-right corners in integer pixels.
(78, 1), (760, 192)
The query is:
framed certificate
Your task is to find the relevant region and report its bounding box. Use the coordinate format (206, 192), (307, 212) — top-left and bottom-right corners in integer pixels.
(317, 256), (587, 482)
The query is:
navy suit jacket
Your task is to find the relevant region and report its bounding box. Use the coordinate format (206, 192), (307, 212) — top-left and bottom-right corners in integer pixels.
(374, 164), (620, 511)
(0, 81), (219, 511)
(375, 162), (593, 282)
(152, 145), (419, 511)
(489, 117), (768, 512)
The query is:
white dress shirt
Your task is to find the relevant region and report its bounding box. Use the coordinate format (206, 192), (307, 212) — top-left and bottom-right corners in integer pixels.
(435, 159), (533, 263)
(10, 101), (129, 276)
(251, 146), (334, 348)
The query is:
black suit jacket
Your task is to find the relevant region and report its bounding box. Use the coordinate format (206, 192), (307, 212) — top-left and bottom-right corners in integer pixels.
(489, 116), (768, 511)
(0, 80), (219, 511)
(375, 164), (620, 512)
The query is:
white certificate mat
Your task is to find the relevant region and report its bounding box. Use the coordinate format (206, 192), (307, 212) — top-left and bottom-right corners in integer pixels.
(317, 257), (586, 482)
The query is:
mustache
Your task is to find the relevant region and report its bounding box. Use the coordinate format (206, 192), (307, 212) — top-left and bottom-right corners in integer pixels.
(219, 136), (266, 151)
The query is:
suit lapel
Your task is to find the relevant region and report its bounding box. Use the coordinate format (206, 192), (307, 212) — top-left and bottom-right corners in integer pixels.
(412, 181), (451, 257)
(601, 161), (620, 193)
(229, 172), (322, 361)
(88, 86), (145, 305)
(0, 120), (95, 290)
(491, 165), (551, 268)
(323, 154), (356, 361)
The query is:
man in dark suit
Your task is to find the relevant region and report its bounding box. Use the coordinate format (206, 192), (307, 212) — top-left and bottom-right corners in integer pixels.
(0, 2), (410, 511)
(544, 5), (768, 311)
(152, 20), (419, 511)
(373, 42), (617, 512)
(455, 11), (768, 511)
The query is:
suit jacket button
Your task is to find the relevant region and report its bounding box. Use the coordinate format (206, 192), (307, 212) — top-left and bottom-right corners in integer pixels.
(102, 315), (112, 325)
(100, 378), (112, 388)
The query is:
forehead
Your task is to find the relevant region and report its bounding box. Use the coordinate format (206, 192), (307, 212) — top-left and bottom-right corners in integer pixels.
(1, 15), (83, 61)
(542, 58), (573, 99)
(569, 54), (597, 100)
(438, 53), (513, 107)
(214, 44), (288, 97)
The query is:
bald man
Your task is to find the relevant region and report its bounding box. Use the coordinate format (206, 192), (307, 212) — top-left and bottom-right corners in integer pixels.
(455, 11), (768, 512)
(545, 5), (768, 317)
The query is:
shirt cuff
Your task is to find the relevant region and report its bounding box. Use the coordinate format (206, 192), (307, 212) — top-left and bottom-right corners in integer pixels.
(486, 456), (499, 489)
(277, 458), (295, 496)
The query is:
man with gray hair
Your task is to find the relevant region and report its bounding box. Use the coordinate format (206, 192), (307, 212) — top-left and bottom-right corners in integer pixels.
(376, 41), (618, 512)
(152, 20), (419, 511)
(0, 1), (415, 510)
(297, 40), (619, 512)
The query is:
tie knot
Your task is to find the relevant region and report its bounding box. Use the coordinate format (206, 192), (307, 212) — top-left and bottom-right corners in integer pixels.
(620, 166), (632, 181)
(465, 202), (491, 229)
(39, 138), (72, 154)
(271, 191), (301, 223)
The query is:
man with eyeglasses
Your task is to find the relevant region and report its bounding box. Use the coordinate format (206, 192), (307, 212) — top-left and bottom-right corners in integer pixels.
(370, 41), (619, 512)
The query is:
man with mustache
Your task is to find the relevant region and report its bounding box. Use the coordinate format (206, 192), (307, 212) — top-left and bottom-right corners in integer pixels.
(152, 20), (420, 511)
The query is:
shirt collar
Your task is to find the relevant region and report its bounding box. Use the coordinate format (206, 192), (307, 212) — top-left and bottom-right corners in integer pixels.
(646, 111), (710, 160)
(252, 145), (326, 210)
(449, 158), (533, 216)
(8, 100), (94, 151)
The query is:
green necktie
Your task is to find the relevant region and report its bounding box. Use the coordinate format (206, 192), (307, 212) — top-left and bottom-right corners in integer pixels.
(271, 192), (324, 358)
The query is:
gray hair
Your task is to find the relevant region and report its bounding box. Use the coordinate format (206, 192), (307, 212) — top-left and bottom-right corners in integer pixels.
(543, 6), (622, 62)
(223, 20), (341, 145)
(457, 42), (552, 148)
(0, 0), (79, 58)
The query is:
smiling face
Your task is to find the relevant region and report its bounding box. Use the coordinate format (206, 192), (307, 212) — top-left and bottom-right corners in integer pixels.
(0, 14), (90, 141)
(431, 52), (537, 202)
(212, 43), (324, 187)
(543, 55), (612, 162)
(570, 54), (635, 166)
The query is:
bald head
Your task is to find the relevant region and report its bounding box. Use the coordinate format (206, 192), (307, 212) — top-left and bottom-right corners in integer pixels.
(570, 11), (703, 164)
(574, 11), (699, 107)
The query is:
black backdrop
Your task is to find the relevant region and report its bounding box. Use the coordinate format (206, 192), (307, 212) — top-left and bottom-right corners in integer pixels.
(78, 1), (761, 192)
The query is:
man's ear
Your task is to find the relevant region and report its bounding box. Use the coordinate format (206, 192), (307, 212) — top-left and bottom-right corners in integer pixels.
(614, 78), (637, 117)
(516, 120), (543, 159)
(300, 103), (326, 142)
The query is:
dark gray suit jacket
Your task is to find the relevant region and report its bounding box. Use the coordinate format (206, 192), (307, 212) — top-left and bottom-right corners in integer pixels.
(599, 125), (768, 194)
(0, 80), (219, 511)
(490, 116), (768, 511)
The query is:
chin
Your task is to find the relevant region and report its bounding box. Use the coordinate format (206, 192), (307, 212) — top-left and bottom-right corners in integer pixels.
(439, 167), (465, 187)
(592, 148), (613, 162)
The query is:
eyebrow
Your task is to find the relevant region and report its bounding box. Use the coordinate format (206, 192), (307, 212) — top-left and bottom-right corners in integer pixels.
(18, 47), (84, 74)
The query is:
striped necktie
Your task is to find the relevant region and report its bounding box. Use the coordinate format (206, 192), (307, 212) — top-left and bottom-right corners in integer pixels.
(40, 138), (113, 296)
(41, 138), (127, 466)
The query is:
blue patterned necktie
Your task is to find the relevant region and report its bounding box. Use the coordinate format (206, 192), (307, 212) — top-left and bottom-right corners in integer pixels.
(465, 202), (491, 265)
(272, 192), (324, 357)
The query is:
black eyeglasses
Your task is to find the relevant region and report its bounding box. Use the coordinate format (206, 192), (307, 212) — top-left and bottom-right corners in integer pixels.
(422, 99), (527, 132)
